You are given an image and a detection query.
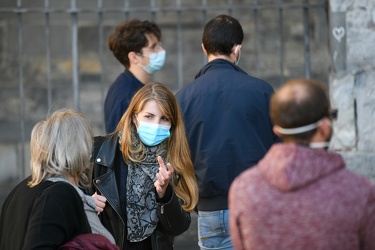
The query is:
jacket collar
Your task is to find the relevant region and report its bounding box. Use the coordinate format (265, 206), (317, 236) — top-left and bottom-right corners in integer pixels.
(95, 135), (118, 168)
(194, 58), (247, 79)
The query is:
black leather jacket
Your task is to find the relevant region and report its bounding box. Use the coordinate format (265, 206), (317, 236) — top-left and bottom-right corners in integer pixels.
(90, 135), (191, 250)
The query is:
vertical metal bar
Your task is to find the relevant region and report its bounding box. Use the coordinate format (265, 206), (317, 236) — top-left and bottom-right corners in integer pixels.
(278, 0), (285, 85)
(71, 0), (80, 110)
(201, 0), (207, 66)
(45, 0), (52, 108)
(227, 0), (233, 16)
(17, 0), (25, 178)
(149, 0), (156, 83)
(150, 0), (156, 21)
(124, 0), (129, 20)
(303, 0), (311, 79)
(176, 0), (183, 89)
(98, 0), (105, 105)
(252, 0), (260, 77)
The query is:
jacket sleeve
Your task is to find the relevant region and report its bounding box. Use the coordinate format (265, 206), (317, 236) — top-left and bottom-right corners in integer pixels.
(157, 189), (191, 236)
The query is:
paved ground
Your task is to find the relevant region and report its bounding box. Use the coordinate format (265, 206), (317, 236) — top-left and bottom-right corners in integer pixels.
(174, 212), (199, 250)
(0, 182), (200, 250)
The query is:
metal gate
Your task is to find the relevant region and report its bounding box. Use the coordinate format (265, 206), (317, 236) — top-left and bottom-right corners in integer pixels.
(0, 0), (329, 180)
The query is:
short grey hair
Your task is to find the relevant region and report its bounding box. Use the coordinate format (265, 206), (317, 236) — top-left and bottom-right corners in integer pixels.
(28, 109), (93, 188)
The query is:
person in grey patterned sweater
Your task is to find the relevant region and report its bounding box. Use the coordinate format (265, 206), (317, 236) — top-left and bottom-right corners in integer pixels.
(229, 78), (375, 250)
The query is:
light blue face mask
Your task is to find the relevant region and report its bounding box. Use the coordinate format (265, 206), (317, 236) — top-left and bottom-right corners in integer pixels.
(136, 120), (171, 146)
(143, 50), (166, 74)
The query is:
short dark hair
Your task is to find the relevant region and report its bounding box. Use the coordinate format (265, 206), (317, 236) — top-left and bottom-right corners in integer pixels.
(270, 78), (330, 142)
(202, 14), (244, 56)
(108, 19), (161, 68)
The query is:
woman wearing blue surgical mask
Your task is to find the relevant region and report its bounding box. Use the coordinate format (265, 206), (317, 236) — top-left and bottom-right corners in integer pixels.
(90, 82), (199, 250)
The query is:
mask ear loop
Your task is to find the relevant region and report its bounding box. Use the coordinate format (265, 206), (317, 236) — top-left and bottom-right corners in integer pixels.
(274, 118), (325, 135)
(134, 51), (151, 73)
(234, 45), (241, 65)
(133, 114), (140, 130)
(309, 141), (330, 149)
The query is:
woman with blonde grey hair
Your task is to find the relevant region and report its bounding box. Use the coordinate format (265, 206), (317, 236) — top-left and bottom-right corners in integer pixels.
(91, 82), (199, 250)
(0, 109), (118, 250)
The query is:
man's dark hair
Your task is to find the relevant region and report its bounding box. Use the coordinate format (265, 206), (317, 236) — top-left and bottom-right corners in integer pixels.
(270, 78), (330, 142)
(108, 19), (161, 68)
(202, 14), (244, 56)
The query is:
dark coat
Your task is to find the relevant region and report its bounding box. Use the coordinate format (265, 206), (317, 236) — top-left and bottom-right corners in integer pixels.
(90, 135), (191, 250)
(0, 178), (91, 250)
(176, 59), (280, 211)
(104, 70), (143, 133)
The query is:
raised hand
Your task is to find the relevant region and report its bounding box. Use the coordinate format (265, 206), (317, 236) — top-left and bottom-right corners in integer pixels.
(154, 155), (174, 198)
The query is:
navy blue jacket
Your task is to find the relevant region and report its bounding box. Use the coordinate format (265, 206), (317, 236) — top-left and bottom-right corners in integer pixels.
(104, 70), (143, 133)
(176, 59), (280, 211)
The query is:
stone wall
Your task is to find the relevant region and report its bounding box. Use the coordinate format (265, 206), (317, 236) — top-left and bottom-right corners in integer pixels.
(329, 0), (375, 180)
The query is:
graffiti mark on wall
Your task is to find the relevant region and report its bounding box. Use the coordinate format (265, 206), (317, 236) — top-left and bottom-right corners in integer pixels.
(332, 26), (345, 42)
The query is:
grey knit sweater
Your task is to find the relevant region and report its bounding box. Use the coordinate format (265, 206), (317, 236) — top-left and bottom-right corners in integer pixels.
(48, 177), (116, 244)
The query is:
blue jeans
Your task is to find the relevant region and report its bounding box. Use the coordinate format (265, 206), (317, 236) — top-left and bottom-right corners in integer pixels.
(197, 210), (233, 250)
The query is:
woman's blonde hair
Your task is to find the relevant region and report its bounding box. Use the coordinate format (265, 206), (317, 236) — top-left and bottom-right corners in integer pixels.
(28, 109), (93, 188)
(115, 82), (198, 212)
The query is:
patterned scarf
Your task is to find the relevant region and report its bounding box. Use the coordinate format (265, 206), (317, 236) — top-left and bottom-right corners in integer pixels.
(122, 131), (167, 242)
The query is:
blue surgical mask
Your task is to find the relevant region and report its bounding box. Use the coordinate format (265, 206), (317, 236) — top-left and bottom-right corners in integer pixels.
(136, 119), (171, 146)
(142, 50), (166, 74)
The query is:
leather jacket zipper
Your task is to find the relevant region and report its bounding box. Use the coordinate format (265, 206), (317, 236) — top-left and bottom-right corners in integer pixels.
(160, 204), (172, 227)
(95, 183), (125, 249)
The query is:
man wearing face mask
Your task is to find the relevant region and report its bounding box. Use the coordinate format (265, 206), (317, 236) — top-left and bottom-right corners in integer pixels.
(176, 14), (280, 250)
(104, 19), (166, 133)
(229, 78), (375, 250)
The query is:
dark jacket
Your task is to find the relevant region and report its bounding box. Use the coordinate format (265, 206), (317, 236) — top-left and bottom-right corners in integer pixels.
(0, 178), (91, 250)
(176, 59), (280, 211)
(104, 70), (144, 133)
(90, 135), (191, 250)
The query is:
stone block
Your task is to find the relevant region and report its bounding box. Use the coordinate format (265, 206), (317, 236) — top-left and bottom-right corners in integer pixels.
(343, 152), (375, 182)
(355, 70), (375, 152)
(329, 0), (352, 12)
(346, 3), (375, 70)
(330, 73), (357, 151)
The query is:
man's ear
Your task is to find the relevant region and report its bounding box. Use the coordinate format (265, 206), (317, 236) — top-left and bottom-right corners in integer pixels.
(128, 51), (139, 64)
(317, 118), (331, 140)
(273, 125), (282, 137)
(233, 44), (242, 54)
(201, 43), (208, 56)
